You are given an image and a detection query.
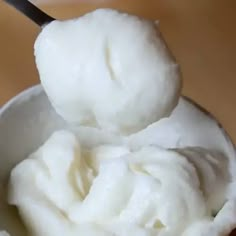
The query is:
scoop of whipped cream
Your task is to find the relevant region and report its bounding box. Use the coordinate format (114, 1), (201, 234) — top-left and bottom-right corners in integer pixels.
(8, 130), (236, 236)
(34, 9), (181, 134)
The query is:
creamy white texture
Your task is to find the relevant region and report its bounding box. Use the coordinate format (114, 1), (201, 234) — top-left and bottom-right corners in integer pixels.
(8, 130), (236, 236)
(34, 9), (181, 134)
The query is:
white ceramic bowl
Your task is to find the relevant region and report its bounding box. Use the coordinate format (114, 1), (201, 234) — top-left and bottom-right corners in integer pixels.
(0, 85), (235, 235)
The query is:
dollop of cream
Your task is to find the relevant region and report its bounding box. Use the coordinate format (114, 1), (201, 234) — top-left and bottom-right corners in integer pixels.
(8, 130), (236, 236)
(34, 9), (181, 134)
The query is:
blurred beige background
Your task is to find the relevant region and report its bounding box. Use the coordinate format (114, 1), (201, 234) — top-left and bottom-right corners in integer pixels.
(0, 0), (236, 144)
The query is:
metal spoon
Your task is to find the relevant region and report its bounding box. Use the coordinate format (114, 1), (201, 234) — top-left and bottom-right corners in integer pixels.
(3, 0), (55, 26)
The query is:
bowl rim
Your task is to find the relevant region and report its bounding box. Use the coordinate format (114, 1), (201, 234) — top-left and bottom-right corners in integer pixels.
(0, 84), (42, 118)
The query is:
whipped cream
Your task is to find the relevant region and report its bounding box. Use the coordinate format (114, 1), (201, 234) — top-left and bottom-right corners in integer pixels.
(34, 9), (181, 134)
(8, 130), (236, 236)
(0, 232), (10, 236)
(4, 7), (235, 236)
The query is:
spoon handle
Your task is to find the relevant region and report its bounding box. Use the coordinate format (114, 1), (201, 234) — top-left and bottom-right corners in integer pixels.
(4, 0), (55, 26)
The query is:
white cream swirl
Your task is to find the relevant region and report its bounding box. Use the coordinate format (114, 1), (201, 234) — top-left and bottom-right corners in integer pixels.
(8, 130), (236, 236)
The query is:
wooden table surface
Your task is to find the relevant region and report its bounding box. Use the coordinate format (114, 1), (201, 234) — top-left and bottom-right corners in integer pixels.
(0, 0), (236, 235)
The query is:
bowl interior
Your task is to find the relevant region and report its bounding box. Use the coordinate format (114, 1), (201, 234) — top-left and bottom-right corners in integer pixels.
(0, 85), (235, 235)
